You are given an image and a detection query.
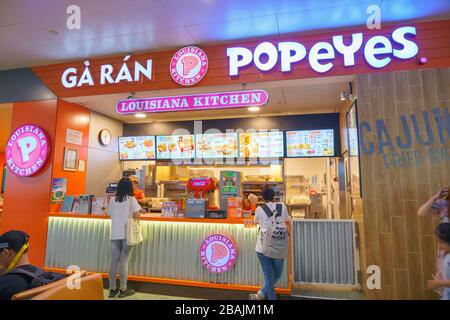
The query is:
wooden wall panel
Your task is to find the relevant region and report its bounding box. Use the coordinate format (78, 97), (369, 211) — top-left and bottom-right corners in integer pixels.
(356, 67), (450, 299)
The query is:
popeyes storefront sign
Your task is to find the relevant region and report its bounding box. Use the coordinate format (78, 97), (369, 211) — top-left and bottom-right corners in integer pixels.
(227, 26), (419, 75)
(32, 21), (443, 99)
(5, 124), (50, 177)
(200, 233), (237, 273)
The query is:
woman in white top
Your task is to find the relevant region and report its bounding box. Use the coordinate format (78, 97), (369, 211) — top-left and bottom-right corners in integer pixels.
(251, 185), (289, 300)
(107, 177), (141, 298)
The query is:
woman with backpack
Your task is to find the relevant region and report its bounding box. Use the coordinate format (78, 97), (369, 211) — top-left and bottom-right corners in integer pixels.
(107, 177), (142, 298)
(250, 185), (290, 300)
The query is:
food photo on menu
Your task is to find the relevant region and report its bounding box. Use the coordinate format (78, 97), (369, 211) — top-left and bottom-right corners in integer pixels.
(119, 136), (156, 160)
(239, 131), (284, 158)
(196, 133), (238, 158)
(156, 135), (195, 159)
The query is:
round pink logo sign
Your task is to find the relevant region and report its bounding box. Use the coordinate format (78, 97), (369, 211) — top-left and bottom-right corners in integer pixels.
(5, 124), (50, 177)
(200, 233), (237, 273)
(170, 46), (208, 86)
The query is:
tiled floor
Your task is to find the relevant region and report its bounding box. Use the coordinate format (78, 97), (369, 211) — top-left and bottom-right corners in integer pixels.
(292, 288), (363, 300)
(104, 290), (201, 300)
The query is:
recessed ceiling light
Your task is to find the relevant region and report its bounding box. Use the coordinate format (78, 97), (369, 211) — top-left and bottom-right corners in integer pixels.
(134, 113), (146, 118)
(48, 29), (60, 36)
(248, 106), (260, 112)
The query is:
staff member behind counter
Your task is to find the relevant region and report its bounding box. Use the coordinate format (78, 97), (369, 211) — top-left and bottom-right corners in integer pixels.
(130, 176), (146, 206)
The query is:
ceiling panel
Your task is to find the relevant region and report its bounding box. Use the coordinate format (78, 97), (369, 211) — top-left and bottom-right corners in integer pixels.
(32, 27), (194, 63)
(187, 15), (279, 43)
(83, 1), (182, 38)
(273, 0), (379, 14)
(380, 0), (450, 21)
(167, 0), (276, 25)
(0, 18), (98, 47)
(0, 0), (448, 70)
(283, 82), (347, 114)
(277, 1), (375, 34)
(0, 0), (164, 25)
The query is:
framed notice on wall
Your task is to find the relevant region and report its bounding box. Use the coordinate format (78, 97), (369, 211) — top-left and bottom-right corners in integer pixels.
(346, 99), (362, 198)
(63, 147), (78, 171)
(66, 128), (83, 145)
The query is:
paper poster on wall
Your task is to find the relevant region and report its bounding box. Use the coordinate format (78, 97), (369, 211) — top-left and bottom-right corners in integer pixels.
(51, 178), (67, 204)
(78, 160), (86, 172)
(66, 128), (83, 145)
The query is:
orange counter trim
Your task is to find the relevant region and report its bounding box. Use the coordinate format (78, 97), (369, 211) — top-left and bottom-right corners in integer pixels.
(48, 213), (248, 224)
(44, 267), (291, 294)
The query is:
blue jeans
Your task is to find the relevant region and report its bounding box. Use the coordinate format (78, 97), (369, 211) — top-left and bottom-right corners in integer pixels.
(109, 239), (134, 290)
(256, 252), (285, 300)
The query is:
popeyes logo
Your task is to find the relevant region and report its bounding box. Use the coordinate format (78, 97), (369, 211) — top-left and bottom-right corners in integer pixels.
(200, 233), (237, 273)
(170, 46), (208, 86)
(5, 124), (50, 177)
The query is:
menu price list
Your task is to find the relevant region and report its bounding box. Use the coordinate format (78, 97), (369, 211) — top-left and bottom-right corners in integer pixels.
(119, 136), (155, 160)
(239, 131), (284, 158)
(157, 135), (195, 159)
(196, 133), (238, 159)
(286, 129), (334, 157)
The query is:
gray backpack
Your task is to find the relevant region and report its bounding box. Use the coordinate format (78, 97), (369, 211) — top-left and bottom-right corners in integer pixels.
(261, 204), (289, 259)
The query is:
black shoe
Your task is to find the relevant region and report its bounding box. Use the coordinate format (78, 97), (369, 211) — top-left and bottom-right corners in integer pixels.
(109, 289), (119, 298)
(118, 289), (136, 298)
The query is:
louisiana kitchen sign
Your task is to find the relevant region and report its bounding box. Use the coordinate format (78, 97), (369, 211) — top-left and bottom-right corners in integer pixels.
(5, 124), (50, 177)
(116, 89), (268, 115)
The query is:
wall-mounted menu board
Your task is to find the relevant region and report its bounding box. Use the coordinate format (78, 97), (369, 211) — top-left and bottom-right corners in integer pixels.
(239, 131), (284, 158)
(286, 129), (334, 157)
(119, 136), (156, 160)
(156, 135), (195, 159)
(196, 133), (238, 158)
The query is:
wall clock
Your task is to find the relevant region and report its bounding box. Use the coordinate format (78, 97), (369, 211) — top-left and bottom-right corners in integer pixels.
(99, 129), (112, 146)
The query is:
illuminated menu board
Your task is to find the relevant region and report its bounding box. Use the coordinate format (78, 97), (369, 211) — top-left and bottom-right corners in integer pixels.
(286, 129), (334, 157)
(119, 136), (156, 160)
(156, 135), (195, 159)
(348, 128), (359, 156)
(239, 131), (284, 158)
(196, 133), (238, 158)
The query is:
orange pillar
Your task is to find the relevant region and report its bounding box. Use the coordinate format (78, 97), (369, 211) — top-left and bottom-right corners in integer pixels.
(1, 99), (90, 267)
(1, 100), (58, 266)
(0, 153), (5, 188)
(49, 100), (90, 213)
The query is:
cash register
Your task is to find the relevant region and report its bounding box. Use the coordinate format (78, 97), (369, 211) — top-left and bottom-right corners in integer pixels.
(106, 183), (118, 194)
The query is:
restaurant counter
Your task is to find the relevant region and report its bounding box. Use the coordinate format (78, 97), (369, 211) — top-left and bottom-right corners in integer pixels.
(45, 213), (291, 293)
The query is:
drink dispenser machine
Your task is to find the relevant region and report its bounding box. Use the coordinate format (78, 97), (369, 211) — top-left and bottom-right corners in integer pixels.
(220, 171), (241, 212)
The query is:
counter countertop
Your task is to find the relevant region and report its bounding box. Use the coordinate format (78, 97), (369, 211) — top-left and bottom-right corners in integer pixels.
(48, 213), (248, 224)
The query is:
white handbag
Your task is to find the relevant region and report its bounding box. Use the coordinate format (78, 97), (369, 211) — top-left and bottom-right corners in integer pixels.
(126, 198), (143, 246)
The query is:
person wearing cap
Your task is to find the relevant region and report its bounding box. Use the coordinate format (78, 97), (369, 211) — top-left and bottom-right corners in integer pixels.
(130, 177), (146, 206)
(0, 230), (35, 300)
